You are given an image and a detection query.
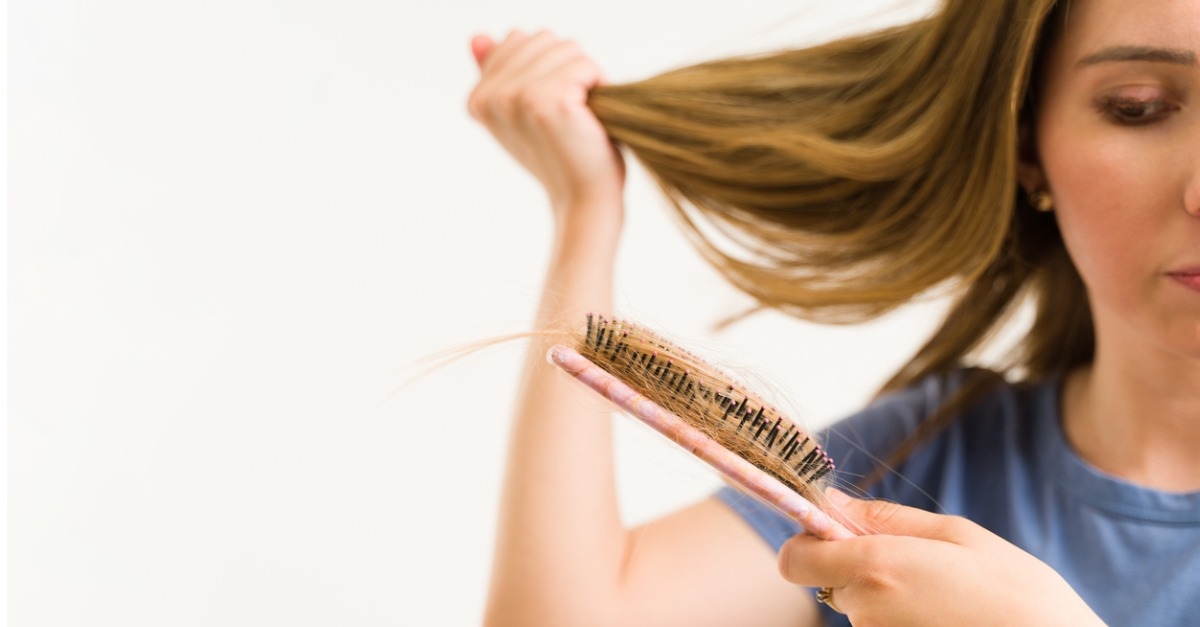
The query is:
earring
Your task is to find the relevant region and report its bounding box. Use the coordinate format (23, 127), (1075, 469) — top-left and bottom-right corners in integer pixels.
(1029, 190), (1054, 212)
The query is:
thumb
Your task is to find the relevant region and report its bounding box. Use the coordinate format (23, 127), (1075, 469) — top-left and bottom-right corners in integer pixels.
(470, 34), (496, 69)
(824, 488), (960, 540)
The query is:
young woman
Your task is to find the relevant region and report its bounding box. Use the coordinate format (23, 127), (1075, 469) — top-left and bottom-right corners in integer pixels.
(467, 0), (1200, 624)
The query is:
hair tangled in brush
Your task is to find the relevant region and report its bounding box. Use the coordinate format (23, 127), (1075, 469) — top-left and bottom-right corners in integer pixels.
(574, 313), (835, 504)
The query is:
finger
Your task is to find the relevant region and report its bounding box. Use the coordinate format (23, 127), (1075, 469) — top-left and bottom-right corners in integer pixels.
(778, 533), (939, 623)
(824, 488), (968, 541)
(515, 39), (586, 84)
(777, 533), (863, 589)
(510, 56), (608, 132)
(507, 51), (602, 120)
(470, 34), (495, 69)
(487, 29), (560, 82)
(815, 585), (848, 616)
(470, 38), (578, 124)
(537, 55), (608, 101)
(467, 29), (530, 119)
(478, 29), (528, 75)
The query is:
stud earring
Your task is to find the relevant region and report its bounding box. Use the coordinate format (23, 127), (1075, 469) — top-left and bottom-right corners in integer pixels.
(1029, 190), (1054, 212)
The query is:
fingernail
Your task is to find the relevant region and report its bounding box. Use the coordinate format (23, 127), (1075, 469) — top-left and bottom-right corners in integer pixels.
(546, 345), (565, 366)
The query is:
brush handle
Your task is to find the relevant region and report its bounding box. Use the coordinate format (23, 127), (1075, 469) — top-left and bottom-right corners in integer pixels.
(548, 344), (854, 541)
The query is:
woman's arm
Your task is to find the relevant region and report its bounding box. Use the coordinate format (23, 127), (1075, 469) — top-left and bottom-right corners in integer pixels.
(471, 30), (823, 627)
(484, 222), (821, 627)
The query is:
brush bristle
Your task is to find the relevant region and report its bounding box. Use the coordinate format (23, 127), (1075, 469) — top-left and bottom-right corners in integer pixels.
(576, 314), (834, 501)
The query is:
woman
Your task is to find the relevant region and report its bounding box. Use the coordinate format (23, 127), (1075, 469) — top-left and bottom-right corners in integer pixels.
(467, 0), (1200, 624)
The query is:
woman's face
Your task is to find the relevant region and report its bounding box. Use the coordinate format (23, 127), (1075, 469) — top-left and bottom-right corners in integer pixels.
(1028, 0), (1200, 363)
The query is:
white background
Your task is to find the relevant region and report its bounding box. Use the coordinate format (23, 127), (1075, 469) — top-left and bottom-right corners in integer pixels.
(8, 1), (960, 625)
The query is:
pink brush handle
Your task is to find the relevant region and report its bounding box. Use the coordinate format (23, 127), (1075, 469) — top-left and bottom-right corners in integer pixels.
(548, 344), (854, 541)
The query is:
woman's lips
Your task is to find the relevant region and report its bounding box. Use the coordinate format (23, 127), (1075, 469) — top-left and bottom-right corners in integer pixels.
(1166, 270), (1200, 293)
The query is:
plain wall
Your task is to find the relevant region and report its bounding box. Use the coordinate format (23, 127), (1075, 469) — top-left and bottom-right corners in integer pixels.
(9, 0), (960, 624)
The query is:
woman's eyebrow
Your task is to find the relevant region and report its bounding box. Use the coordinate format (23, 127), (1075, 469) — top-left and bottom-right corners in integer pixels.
(1077, 45), (1197, 67)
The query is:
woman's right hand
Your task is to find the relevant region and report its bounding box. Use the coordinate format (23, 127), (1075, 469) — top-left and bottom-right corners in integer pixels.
(467, 30), (626, 236)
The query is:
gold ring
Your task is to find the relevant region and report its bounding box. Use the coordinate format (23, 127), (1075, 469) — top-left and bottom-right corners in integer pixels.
(815, 586), (843, 614)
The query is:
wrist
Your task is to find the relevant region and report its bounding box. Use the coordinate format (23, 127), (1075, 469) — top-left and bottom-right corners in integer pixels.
(551, 202), (623, 255)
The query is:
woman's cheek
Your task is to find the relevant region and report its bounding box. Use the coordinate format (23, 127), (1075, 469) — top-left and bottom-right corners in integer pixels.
(1048, 132), (1160, 306)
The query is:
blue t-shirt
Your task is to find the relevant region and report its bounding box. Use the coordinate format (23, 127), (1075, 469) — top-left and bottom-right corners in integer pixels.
(715, 369), (1200, 627)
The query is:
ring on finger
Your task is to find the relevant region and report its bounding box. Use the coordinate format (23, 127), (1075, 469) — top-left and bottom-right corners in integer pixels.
(815, 586), (844, 614)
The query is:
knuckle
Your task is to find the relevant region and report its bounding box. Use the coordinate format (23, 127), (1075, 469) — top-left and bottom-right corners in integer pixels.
(562, 56), (594, 75)
(855, 559), (897, 592)
(943, 514), (971, 532)
(476, 90), (510, 122)
(467, 87), (490, 116)
(852, 540), (895, 586)
(526, 92), (572, 124)
(467, 94), (486, 120)
(497, 87), (523, 112)
(515, 87), (543, 112)
(857, 538), (887, 568)
(558, 38), (582, 55)
(941, 514), (980, 540)
(516, 86), (562, 117)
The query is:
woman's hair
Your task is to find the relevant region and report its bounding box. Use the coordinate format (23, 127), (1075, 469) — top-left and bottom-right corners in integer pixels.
(586, 0), (1088, 475)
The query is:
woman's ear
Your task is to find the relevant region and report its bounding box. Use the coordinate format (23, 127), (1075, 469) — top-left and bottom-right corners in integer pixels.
(1016, 118), (1047, 195)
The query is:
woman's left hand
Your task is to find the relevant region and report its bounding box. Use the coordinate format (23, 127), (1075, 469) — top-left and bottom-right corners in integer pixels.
(778, 489), (1106, 626)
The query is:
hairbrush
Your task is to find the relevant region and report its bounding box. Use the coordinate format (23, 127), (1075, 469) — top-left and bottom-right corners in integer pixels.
(547, 313), (854, 541)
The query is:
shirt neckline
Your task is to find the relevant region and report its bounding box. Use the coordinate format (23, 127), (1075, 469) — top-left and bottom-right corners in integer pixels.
(1035, 376), (1200, 524)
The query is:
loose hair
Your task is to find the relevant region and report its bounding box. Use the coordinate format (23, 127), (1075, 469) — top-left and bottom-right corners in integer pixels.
(586, 0), (1090, 476)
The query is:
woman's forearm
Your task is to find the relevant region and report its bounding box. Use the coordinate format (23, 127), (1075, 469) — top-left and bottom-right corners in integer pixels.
(484, 211), (627, 627)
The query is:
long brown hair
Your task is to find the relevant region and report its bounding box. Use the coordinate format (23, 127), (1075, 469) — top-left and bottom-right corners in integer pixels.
(586, 0), (1091, 471)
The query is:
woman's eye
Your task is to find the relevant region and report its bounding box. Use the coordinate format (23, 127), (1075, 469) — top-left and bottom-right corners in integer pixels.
(1094, 96), (1179, 126)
